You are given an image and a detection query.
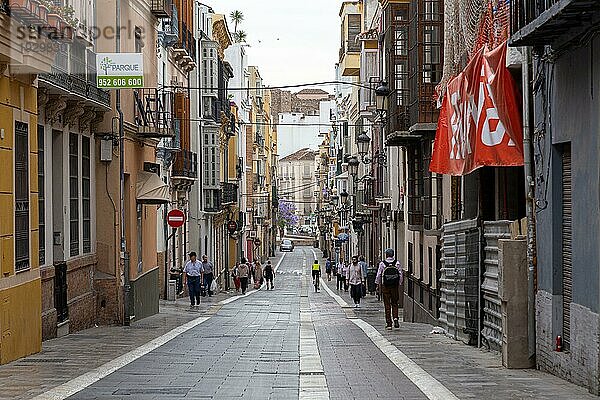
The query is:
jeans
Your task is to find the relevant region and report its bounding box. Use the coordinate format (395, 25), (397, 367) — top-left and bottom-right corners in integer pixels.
(187, 275), (201, 306)
(350, 284), (362, 304)
(381, 284), (400, 326)
(240, 277), (249, 294)
(203, 272), (214, 296)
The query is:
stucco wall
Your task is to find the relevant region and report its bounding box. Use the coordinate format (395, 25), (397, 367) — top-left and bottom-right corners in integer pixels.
(533, 38), (600, 394)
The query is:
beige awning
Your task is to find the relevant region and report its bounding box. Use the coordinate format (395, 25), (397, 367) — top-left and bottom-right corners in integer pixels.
(136, 171), (170, 204)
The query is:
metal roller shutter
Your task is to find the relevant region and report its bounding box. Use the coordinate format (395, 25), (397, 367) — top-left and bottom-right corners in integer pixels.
(562, 146), (572, 347)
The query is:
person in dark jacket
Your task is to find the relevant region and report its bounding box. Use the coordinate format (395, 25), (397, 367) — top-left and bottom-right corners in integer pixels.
(263, 260), (274, 290)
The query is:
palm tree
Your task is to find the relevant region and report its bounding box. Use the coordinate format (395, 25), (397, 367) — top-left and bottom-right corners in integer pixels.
(233, 30), (247, 43)
(230, 10), (244, 33)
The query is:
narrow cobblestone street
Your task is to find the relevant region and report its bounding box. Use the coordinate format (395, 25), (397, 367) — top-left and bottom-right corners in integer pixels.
(0, 248), (595, 399)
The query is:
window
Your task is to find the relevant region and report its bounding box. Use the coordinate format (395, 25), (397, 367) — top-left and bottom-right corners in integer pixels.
(15, 121), (29, 271)
(407, 145), (423, 226)
(423, 140), (443, 230)
(407, 242), (414, 298)
(38, 125), (45, 266)
(69, 133), (79, 257)
(82, 136), (91, 253)
(451, 176), (462, 220)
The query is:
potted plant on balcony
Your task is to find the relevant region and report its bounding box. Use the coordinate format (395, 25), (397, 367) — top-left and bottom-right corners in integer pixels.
(37, 0), (48, 21)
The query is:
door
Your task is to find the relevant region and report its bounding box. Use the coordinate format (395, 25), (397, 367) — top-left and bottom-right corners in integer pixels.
(562, 145), (572, 348)
(54, 263), (68, 323)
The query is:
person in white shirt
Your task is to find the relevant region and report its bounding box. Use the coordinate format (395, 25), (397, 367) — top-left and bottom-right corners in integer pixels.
(183, 252), (202, 309)
(336, 259), (346, 291)
(347, 256), (365, 307)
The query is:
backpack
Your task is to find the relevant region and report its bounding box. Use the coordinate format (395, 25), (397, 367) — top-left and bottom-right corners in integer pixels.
(382, 260), (400, 287)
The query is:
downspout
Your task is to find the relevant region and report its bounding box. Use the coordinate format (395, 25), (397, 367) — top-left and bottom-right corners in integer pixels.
(115, 0), (129, 326)
(522, 47), (536, 363)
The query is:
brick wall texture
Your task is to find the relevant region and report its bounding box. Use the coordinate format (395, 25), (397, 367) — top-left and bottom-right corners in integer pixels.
(536, 290), (599, 394)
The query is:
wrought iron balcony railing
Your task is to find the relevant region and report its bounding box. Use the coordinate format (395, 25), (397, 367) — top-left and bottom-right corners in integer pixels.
(221, 182), (238, 205)
(150, 0), (172, 18)
(203, 189), (222, 213)
(510, 0), (600, 46)
(172, 150), (197, 179)
(134, 88), (175, 138)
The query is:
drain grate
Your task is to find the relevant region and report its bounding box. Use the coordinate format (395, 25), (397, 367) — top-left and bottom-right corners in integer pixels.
(113, 387), (191, 396)
(19, 358), (68, 363)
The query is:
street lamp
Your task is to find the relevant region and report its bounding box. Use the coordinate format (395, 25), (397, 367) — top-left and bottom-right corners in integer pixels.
(356, 132), (371, 158)
(330, 192), (339, 206)
(347, 156), (360, 178)
(356, 132), (386, 166)
(340, 189), (350, 207)
(375, 81), (391, 117)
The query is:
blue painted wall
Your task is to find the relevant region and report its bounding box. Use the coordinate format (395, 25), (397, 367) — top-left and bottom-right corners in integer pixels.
(534, 37), (600, 313)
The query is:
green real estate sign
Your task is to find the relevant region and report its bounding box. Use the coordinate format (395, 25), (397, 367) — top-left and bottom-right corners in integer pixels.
(96, 53), (144, 89)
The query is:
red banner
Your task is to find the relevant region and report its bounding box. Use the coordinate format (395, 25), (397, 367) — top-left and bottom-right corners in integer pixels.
(430, 42), (523, 175)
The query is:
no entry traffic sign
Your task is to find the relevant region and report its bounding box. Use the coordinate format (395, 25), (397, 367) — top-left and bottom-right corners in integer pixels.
(167, 209), (185, 228)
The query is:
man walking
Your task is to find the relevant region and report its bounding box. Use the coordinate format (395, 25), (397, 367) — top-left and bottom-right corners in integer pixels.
(347, 256), (364, 307)
(359, 256), (368, 298)
(238, 257), (250, 295)
(376, 248), (403, 330)
(183, 252), (202, 309)
(201, 255), (214, 297)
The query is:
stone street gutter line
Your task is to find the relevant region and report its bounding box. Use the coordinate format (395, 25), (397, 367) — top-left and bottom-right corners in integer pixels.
(299, 259), (329, 400)
(316, 247), (460, 400)
(32, 316), (211, 400)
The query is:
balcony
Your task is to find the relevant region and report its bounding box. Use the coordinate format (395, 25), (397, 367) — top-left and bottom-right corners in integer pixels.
(39, 49), (111, 109)
(339, 40), (360, 76)
(510, 0), (600, 46)
(172, 22), (196, 71)
(172, 150), (197, 179)
(221, 182), (239, 205)
(204, 189), (222, 213)
(150, 0), (172, 18)
(134, 88), (175, 138)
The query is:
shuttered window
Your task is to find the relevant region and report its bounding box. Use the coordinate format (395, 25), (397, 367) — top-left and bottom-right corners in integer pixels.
(38, 125), (45, 266)
(347, 14), (361, 52)
(562, 144), (572, 348)
(82, 136), (91, 254)
(15, 121), (29, 272)
(69, 133), (79, 257)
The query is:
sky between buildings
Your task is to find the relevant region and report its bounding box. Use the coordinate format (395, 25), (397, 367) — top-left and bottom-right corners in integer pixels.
(221, 1), (343, 90)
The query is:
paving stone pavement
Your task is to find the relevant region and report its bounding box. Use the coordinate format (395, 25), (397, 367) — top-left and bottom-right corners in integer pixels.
(0, 247), (597, 399)
(313, 250), (597, 400)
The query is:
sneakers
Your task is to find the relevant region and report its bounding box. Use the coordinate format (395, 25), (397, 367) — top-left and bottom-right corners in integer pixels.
(385, 325), (392, 330)
(394, 319), (400, 329)
(189, 304), (195, 310)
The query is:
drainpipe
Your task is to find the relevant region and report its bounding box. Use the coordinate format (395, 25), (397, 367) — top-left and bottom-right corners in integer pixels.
(116, 0), (129, 326)
(522, 47), (536, 363)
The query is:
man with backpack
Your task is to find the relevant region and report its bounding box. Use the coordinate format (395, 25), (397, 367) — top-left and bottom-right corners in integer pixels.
(376, 248), (403, 330)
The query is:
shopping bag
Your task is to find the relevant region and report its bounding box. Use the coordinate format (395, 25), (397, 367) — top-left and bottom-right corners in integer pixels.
(210, 280), (217, 293)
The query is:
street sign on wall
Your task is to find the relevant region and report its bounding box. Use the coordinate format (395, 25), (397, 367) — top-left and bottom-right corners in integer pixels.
(166, 209), (185, 228)
(96, 53), (144, 89)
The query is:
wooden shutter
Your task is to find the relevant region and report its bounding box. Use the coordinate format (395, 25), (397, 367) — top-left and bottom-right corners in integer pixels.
(562, 145), (572, 346)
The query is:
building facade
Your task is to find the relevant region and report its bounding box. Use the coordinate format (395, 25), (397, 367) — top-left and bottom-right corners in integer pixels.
(511, 0), (600, 393)
(278, 148), (318, 226)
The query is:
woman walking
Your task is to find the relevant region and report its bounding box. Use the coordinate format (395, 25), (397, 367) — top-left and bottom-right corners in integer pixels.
(254, 260), (264, 289)
(263, 260), (274, 290)
(238, 258), (250, 295)
(347, 255), (365, 307)
(232, 262), (241, 293)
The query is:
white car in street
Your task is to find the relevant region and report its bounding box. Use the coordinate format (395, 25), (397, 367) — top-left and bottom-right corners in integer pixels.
(280, 239), (294, 252)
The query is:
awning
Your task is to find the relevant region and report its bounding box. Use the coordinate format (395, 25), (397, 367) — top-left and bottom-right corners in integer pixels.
(136, 171), (170, 204)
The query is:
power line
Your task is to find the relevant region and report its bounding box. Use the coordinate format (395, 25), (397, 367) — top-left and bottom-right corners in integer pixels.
(163, 80), (376, 92)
